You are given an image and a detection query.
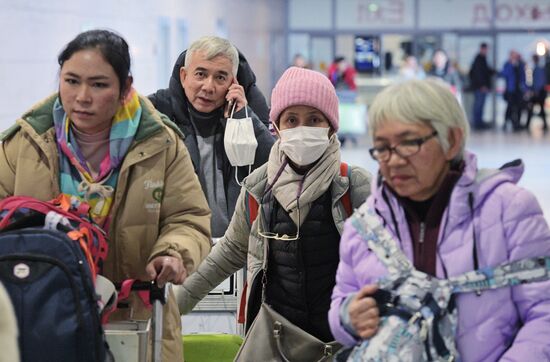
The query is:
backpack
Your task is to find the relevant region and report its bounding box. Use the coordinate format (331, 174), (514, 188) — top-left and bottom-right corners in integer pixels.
(337, 207), (550, 362)
(0, 195), (109, 362)
(238, 162), (354, 324)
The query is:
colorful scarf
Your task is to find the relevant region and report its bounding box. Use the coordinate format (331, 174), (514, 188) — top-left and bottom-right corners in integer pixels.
(53, 89), (141, 229)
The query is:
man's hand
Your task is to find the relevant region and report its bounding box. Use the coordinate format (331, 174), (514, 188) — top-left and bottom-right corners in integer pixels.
(224, 78), (248, 118)
(349, 284), (380, 339)
(145, 256), (187, 287)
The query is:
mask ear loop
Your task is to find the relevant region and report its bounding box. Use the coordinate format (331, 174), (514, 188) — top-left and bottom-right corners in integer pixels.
(229, 101), (238, 119)
(234, 165), (252, 187)
(228, 100), (249, 120)
(229, 101), (251, 187)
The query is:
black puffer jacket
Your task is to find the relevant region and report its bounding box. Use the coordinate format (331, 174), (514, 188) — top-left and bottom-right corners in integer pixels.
(148, 50), (274, 229)
(265, 191), (340, 342)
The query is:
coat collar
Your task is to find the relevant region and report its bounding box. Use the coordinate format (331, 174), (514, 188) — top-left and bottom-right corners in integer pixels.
(373, 150), (524, 228)
(13, 93), (181, 144)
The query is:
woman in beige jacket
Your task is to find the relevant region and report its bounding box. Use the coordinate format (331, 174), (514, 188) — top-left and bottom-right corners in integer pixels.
(0, 29), (211, 361)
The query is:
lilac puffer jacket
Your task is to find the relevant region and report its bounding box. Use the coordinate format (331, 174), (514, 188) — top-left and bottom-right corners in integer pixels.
(329, 151), (550, 362)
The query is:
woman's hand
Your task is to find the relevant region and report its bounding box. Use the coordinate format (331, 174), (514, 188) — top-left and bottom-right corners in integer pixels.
(349, 284), (380, 339)
(224, 78), (247, 118)
(145, 256), (187, 287)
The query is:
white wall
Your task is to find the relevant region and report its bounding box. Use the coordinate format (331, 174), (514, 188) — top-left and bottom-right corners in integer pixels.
(0, 0), (285, 129)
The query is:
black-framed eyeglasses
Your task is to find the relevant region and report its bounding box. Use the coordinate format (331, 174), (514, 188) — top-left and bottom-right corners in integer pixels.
(369, 131), (438, 163)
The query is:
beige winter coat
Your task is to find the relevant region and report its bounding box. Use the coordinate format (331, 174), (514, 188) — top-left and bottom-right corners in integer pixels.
(0, 282), (19, 362)
(0, 94), (212, 362)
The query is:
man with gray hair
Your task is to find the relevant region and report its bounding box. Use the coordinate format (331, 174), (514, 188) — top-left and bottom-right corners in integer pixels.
(150, 36), (274, 237)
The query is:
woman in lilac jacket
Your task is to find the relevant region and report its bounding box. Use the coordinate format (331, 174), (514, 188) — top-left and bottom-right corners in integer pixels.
(329, 78), (550, 361)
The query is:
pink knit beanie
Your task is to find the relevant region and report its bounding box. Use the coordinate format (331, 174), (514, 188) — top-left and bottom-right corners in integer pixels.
(270, 67), (339, 131)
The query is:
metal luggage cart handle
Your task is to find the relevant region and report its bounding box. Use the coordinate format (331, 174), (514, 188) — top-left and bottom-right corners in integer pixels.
(113, 280), (169, 362)
(150, 281), (169, 362)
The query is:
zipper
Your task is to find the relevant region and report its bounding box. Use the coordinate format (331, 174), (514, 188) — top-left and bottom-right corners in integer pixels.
(418, 222), (426, 266)
(419, 222), (426, 244)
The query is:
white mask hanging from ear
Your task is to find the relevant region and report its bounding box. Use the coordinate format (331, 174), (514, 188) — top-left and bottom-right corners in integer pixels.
(224, 103), (258, 184)
(277, 125), (330, 166)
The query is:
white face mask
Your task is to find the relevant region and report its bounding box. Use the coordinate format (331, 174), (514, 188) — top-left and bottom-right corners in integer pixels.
(224, 105), (258, 167)
(278, 126), (330, 166)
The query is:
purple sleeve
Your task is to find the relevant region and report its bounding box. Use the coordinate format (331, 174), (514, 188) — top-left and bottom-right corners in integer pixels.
(329, 219), (366, 346)
(499, 188), (550, 361)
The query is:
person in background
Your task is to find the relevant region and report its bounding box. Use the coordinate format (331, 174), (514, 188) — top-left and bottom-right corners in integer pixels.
(149, 36), (274, 238)
(178, 67), (371, 349)
(0, 281), (19, 362)
(468, 42), (495, 130)
(292, 53), (310, 69)
(328, 56), (357, 91)
(399, 54), (426, 80)
(525, 54), (548, 131)
(500, 50), (527, 132)
(545, 48), (550, 92)
(0, 29), (212, 361)
(329, 78), (550, 361)
(328, 56), (358, 147)
(428, 49), (462, 98)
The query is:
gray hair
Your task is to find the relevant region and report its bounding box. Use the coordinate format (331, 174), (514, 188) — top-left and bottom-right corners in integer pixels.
(368, 78), (469, 161)
(185, 36), (239, 77)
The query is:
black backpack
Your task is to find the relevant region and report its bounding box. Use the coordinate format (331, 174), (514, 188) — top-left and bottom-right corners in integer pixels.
(0, 196), (109, 362)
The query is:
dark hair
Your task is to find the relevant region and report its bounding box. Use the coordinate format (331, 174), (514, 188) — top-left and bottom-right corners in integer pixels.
(480, 42), (488, 49)
(58, 29), (132, 95)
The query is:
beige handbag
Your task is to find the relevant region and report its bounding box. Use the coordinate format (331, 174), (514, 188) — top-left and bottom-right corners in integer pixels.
(235, 302), (340, 362)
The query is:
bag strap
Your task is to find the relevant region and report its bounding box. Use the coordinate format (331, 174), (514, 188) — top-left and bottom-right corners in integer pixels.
(352, 206), (550, 296)
(101, 279), (153, 324)
(340, 162), (352, 217)
(450, 256), (550, 294)
(0, 195), (108, 274)
(238, 191), (260, 324)
(350, 207), (413, 278)
(246, 192), (259, 225)
(237, 281), (248, 324)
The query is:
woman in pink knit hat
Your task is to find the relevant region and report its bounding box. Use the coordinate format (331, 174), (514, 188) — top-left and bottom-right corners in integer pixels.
(178, 66), (372, 360)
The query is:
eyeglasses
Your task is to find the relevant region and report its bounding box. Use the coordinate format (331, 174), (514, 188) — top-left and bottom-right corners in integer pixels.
(257, 195), (300, 241)
(369, 131), (438, 163)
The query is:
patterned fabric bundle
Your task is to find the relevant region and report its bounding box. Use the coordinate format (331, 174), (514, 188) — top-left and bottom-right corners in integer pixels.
(52, 89), (141, 228)
(338, 205), (550, 362)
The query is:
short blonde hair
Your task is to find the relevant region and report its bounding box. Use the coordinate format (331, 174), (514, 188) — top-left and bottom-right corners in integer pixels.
(185, 36), (239, 77)
(368, 78), (469, 160)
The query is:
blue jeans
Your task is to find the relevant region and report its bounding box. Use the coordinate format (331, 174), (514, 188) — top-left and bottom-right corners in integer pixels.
(472, 90), (487, 127)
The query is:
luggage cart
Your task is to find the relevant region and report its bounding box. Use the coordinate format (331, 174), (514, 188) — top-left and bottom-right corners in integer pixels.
(105, 281), (168, 362)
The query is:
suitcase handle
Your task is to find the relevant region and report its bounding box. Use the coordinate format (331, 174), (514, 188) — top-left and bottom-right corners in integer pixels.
(114, 280), (168, 306)
(109, 279), (167, 362)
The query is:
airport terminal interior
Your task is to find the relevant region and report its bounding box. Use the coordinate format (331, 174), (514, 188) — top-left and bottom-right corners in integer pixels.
(1, 0), (550, 360)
